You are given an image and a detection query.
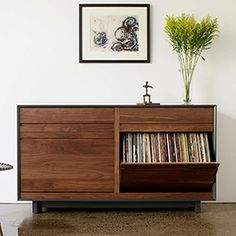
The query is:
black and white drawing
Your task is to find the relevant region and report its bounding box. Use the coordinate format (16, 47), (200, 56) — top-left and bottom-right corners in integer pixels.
(79, 4), (150, 62)
(91, 16), (139, 53)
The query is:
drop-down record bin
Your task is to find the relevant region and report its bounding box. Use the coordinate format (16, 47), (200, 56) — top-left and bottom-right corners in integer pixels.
(120, 163), (219, 192)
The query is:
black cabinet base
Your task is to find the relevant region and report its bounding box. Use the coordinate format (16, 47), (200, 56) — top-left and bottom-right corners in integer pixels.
(32, 200), (201, 214)
(32, 201), (42, 214)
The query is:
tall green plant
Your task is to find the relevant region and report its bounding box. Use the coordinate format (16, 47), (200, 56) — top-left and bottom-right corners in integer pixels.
(165, 13), (219, 103)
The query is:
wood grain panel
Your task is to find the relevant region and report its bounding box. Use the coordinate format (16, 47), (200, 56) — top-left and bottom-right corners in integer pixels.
(114, 108), (120, 193)
(20, 124), (114, 139)
(20, 192), (213, 200)
(120, 123), (213, 132)
(21, 139), (114, 192)
(120, 163), (219, 192)
(20, 108), (114, 124)
(119, 108), (213, 124)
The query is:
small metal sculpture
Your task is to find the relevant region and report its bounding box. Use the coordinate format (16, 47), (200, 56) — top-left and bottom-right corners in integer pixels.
(136, 81), (160, 106)
(143, 81), (153, 104)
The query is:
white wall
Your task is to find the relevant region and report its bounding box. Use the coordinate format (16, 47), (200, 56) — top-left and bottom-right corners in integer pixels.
(0, 0), (235, 202)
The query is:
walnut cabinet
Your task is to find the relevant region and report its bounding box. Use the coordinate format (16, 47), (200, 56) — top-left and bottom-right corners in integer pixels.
(18, 105), (219, 213)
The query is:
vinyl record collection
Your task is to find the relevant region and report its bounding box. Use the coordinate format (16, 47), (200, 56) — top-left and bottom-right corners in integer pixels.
(122, 133), (212, 163)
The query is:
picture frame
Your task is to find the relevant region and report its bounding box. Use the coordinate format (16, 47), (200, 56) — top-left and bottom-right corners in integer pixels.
(79, 4), (150, 63)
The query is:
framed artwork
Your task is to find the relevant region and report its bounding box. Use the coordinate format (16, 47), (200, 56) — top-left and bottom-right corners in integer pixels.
(79, 4), (150, 63)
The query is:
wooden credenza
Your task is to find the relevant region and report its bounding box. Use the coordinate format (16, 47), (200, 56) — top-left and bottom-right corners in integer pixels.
(18, 105), (219, 213)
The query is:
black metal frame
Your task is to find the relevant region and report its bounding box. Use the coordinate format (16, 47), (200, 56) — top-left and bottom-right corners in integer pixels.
(79, 4), (150, 63)
(32, 200), (201, 214)
(17, 104), (217, 213)
(17, 106), (21, 201)
(17, 104), (216, 109)
(212, 106), (217, 200)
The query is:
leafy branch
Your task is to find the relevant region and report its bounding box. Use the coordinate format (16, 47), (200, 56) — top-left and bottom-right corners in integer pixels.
(165, 13), (219, 103)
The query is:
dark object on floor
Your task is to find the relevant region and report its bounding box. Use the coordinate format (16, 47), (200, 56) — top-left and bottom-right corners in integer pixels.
(0, 162), (13, 171)
(0, 223), (2, 236)
(0, 162), (13, 234)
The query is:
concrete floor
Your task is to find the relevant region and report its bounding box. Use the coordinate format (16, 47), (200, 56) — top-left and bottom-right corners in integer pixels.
(0, 203), (236, 236)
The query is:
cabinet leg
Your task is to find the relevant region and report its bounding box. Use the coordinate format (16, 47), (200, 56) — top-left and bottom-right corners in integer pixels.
(194, 201), (201, 213)
(32, 201), (42, 214)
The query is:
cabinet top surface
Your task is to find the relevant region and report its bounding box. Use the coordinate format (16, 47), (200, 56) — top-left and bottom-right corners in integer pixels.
(18, 104), (216, 108)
